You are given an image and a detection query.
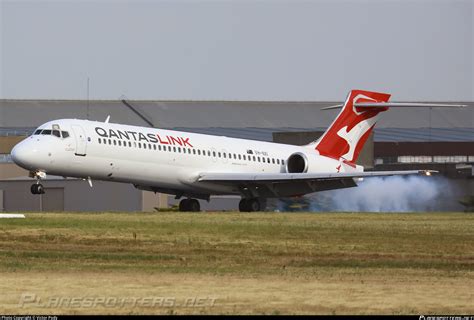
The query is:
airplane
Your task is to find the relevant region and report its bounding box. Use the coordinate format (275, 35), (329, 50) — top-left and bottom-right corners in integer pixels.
(10, 89), (463, 212)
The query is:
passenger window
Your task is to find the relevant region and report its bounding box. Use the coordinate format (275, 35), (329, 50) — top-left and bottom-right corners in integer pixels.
(253, 156), (256, 161)
(114, 140), (117, 146)
(168, 146), (171, 151)
(118, 141), (122, 146)
(128, 141), (132, 147)
(238, 154), (241, 160)
(208, 151), (211, 156)
(98, 138), (101, 144)
(173, 147), (176, 152)
(213, 151), (216, 157)
(277, 159), (280, 165)
(198, 150), (201, 155)
(138, 143), (141, 148)
(153, 145), (156, 150)
(282, 160), (285, 165)
(272, 158), (275, 164)
(223, 153), (226, 158)
(108, 139), (112, 145)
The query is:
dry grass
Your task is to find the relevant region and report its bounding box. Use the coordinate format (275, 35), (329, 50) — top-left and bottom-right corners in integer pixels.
(0, 212), (473, 314)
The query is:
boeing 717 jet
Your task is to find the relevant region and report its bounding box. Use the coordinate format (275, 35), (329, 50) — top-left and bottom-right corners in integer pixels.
(12, 90), (459, 212)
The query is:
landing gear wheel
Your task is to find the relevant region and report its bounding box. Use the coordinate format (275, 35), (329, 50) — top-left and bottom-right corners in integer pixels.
(239, 198), (266, 212)
(239, 199), (249, 212)
(248, 198), (261, 212)
(178, 198), (201, 212)
(30, 183), (45, 195)
(179, 199), (190, 211)
(188, 199), (200, 212)
(37, 184), (45, 194)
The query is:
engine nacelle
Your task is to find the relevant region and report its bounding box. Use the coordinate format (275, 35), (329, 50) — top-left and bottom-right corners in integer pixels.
(286, 152), (309, 173)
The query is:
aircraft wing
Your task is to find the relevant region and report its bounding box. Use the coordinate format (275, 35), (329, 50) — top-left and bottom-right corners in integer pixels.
(197, 170), (435, 198)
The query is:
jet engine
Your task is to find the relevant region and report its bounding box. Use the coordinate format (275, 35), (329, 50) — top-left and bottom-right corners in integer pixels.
(286, 152), (309, 173)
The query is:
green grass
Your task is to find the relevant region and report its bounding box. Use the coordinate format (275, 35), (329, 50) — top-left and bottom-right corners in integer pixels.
(0, 212), (473, 275)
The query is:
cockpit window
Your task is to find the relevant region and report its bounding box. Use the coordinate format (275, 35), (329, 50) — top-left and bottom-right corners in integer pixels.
(34, 123), (70, 139)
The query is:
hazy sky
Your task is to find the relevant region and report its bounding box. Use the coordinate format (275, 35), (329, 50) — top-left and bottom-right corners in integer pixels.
(1, 0), (473, 101)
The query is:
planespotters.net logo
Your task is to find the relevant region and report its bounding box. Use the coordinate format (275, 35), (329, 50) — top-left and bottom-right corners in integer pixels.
(16, 293), (218, 309)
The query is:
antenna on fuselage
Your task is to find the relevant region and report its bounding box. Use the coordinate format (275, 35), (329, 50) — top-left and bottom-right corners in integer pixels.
(105, 115), (110, 123)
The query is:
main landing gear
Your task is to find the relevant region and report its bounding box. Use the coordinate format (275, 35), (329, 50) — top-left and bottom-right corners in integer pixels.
(239, 198), (266, 212)
(30, 171), (46, 195)
(179, 198), (201, 212)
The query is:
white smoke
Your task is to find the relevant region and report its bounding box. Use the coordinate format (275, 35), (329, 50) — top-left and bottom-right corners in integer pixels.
(305, 175), (454, 212)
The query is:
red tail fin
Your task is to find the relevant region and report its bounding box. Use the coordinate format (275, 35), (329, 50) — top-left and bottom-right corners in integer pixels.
(313, 90), (391, 163)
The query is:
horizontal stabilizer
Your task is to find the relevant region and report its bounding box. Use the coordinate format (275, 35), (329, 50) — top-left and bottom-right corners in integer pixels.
(322, 102), (467, 110)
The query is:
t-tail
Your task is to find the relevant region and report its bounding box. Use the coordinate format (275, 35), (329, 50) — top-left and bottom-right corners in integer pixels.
(309, 89), (466, 164)
(310, 89), (390, 164)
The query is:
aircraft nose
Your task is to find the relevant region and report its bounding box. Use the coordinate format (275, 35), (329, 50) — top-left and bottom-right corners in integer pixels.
(11, 141), (36, 170)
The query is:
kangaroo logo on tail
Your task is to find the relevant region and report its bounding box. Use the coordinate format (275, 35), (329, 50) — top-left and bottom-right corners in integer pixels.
(312, 90), (391, 163)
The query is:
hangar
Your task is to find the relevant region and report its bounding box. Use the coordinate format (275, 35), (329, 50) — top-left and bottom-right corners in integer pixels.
(0, 98), (473, 212)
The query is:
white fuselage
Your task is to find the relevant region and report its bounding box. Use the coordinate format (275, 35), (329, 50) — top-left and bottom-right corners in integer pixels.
(11, 119), (360, 198)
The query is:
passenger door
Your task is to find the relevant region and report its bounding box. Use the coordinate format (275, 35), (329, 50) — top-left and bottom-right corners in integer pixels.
(71, 125), (87, 156)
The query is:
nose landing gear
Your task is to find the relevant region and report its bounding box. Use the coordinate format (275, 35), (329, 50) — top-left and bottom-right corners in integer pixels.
(31, 183), (45, 195)
(29, 170), (46, 195)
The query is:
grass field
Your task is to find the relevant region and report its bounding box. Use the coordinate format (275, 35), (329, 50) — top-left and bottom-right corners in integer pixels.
(0, 212), (473, 314)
